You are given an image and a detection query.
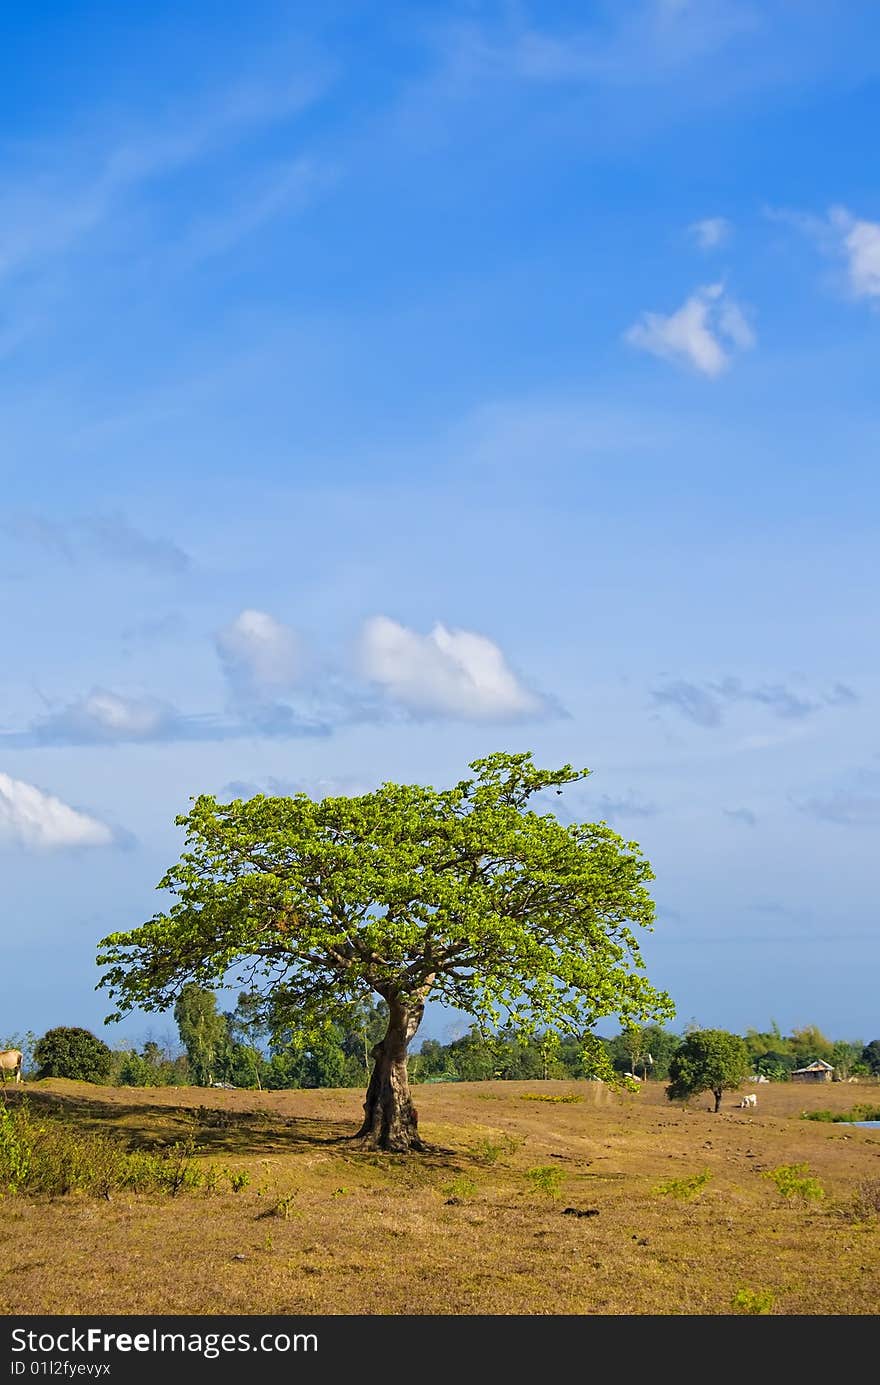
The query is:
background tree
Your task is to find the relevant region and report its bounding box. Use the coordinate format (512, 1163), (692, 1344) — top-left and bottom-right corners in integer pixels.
(789, 1024), (834, 1066)
(223, 990), (271, 1089)
(97, 751), (675, 1152)
(666, 1028), (749, 1112)
(33, 1026), (112, 1083)
(173, 983), (230, 1087)
(860, 1039), (880, 1076)
(830, 1039), (864, 1081)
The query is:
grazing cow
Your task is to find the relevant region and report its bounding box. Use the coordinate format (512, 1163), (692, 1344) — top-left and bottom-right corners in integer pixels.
(738, 1093), (757, 1109)
(0, 1049), (23, 1084)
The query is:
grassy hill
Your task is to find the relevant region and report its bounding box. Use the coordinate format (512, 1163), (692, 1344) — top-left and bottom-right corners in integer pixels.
(2, 1076), (878, 1315)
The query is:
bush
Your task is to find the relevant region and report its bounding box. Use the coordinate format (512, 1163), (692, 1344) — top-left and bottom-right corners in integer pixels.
(731, 1287), (774, 1315)
(651, 1169), (711, 1201)
(33, 1028), (113, 1084)
(801, 1104), (880, 1123)
(763, 1163), (825, 1205)
(0, 1100), (238, 1199)
(519, 1092), (583, 1104)
(525, 1165), (564, 1198)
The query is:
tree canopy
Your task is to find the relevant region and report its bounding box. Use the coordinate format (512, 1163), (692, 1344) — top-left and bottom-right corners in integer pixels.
(97, 751), (675, 1150)
(666, 1028), (749, 1112)
(33, 1026), (113, 1084)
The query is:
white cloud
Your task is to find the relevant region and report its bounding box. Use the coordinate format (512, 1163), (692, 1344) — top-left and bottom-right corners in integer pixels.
(688, 216), (731, 249)
(0, 772), (114, 850)
(358, 616), (546, 720)
(215, 609), (302, 700)
(769, 203), (880, 305)
(829, 206), (880, 301)
(27, 689), (176, 744)
(625, 281), (755, 376)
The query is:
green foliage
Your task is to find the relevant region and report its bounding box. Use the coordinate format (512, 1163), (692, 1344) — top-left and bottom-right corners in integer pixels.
(525, 1165), (564, 1198)
(33, 1027), (113, 1084)
(651, 1169), (712, 1200)
(830, 1039), (864, 1081)
(605, 1024), (681, 1081)
(0, 1100), (240, 1199)
(113, 1041), (188, 1088)
(263, 1191), (297, 1219)
(443, 1176), (478, 1201)
(470, 1133), (523, 1164)
(97, 752), (675, 1090)
(762, 1163), (825, 1204)
(0, 1103), (31, 1192)
(173, 984), (230, 1087)
(731, 1287), (774, 1315)
(666, 1029), (750, 1110)
(788, 1025), (834, 1064)
(801, 1105), (880, 1124)
(229, 1169), (250, 1193)
(860, 1040), (880, 1076)
(519, 1092), (583, 1103)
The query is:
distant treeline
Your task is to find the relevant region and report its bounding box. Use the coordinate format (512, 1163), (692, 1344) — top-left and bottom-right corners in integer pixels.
(5, 994), (880, 1090)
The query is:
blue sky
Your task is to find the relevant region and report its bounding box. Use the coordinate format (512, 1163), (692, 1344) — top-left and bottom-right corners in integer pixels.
(2, 0), (879, 1055)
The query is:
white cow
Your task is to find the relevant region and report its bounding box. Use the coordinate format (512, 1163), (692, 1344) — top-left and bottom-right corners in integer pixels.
(0, 1048), (23, 1083)
(738, 1093), (757, 1109)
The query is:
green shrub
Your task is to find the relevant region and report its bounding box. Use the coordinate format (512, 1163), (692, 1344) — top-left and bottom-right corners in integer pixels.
(525, 1165), (564, 1198)
(33, 1028), (113, 1084)
(651, 1169), (712, 1201)
(762, 1163), (825, 1204)
(801, 1105), (880, 1124)
(519, 1093), (583, 1104)
(0, 1099), (238, 1199)
(470, 1134), (522, 1164)
(731, 1287), (774, 1315)
(443, 1175), (478, 1202)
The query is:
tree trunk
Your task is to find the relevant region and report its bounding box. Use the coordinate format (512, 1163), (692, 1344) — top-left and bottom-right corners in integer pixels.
(356, 997), (425, 1152)
(713, 1088), (722, 1112)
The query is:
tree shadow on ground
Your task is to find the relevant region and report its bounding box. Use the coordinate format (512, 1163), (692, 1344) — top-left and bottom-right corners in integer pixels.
(1, 1087), (462, 1169)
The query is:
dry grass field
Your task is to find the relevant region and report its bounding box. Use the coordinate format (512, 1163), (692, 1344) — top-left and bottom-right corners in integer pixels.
(2, 1076), (878, 1316)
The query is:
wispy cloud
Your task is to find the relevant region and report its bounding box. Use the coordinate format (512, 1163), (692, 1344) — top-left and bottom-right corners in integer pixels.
(651, 680), (722, 727)
(769, 203), (880, 305)
(434, 2), (759, 89)
(0, 69), (329, 284)
(798, 791), (880, 826)
(795, 768), (880, 826)
(593, 792), (660, 821)
(0, 771), (115, 850)
(0, 687), (328, 748)
(5, 609), (560, 747)
(688, 216), (731, 249)
(174, 157), (336, 267)
(357, 616), (550, 721)
(221, 774), (374, 802)
(5, 512), (190, 575)
(652, 676), (857, 727)
(624, 282), (755, 376)
(723, 806), (757, 826)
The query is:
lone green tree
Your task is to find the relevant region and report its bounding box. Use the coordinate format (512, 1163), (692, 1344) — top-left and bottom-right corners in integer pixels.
(33, 1026), (113, 1083)
(666, 1028), (749, 1113)
(97, 752), (675, 1151)
(173, 983), (230, 1087)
